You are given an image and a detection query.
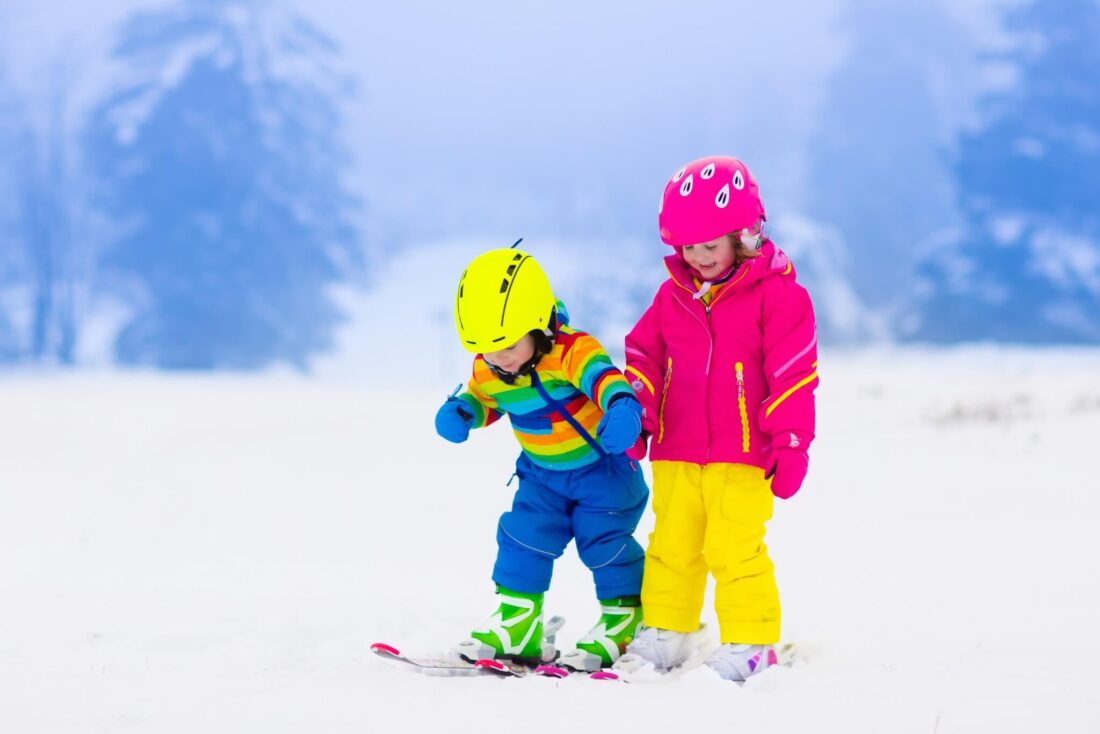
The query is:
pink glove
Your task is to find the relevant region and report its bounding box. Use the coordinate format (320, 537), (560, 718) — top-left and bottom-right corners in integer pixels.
(764, 428), (812, 499)
(765, 448), (807, 499)
(637, 395), (658, 436)
(624, 390), (656, 461)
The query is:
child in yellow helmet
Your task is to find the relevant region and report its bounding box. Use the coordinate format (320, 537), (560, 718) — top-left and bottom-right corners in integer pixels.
(436, 247), (648, 672)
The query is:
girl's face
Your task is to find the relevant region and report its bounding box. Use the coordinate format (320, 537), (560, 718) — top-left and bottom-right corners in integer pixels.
(681, 235), (736, 280)
(483, 333), (536, 374)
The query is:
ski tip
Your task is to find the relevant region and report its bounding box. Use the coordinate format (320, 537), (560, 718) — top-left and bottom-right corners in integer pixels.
(370, 642), (401, 657)
(473, 659), (507, 672)
(534, 664), (570, 678)
(590, 670), (620, 681)
(474, 658), (526, 677)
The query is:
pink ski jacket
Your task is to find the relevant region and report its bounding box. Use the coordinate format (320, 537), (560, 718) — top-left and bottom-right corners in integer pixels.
(624, 241), (818, 467)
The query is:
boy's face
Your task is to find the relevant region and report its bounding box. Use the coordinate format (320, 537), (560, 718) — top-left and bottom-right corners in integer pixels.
(483, 333), (537, 375)
(681, 235), (736, 280)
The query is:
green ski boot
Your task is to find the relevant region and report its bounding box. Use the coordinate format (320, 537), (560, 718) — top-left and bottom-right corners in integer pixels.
(451, 587), (556, 666)
(558, 596), (642, 672)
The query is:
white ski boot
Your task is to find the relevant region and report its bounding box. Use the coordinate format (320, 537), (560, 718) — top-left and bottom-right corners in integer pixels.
(611, 624), (708, 675)
(705, 643), (793, 682)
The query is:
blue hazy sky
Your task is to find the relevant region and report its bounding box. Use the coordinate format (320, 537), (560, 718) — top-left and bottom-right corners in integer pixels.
(312, 0), (848, 242)
(6, 0), (990, 245)
(1, 0), (1004, 247)
(2, 0), (1029, 368)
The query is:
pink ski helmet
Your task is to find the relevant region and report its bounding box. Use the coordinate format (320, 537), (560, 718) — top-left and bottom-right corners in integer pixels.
(658, 156), (766, 247)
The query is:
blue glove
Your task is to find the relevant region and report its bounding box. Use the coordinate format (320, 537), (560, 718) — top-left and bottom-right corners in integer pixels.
(596, 396), (643, 454)
(435, 398), (474, 443)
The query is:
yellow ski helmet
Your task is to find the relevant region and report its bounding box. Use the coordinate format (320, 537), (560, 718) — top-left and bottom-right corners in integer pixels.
(455, 248), (556, 354)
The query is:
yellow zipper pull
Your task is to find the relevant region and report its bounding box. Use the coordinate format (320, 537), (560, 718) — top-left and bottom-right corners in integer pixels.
(658, 357), (672, 444)
(735, 361), (750, 453)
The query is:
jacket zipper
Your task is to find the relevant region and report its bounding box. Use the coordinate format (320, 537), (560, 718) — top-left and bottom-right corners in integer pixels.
(704, 305), (714, 461)
(735, 361), (750, 453)
(668, 265), (750, 461)
(668, 284), (717, 459)
(657, 357), (672, 444)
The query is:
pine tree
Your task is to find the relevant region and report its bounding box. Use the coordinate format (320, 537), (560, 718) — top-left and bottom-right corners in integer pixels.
(86, 0), (361, 368)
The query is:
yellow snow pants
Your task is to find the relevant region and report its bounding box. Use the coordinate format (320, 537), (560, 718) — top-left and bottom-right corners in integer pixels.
(642, 461), (780, 644)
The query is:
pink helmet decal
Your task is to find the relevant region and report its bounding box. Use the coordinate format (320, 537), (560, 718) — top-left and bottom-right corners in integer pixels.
(658, 156), (766, 247)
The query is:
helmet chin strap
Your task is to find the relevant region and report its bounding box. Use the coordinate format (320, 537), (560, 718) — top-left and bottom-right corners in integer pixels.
(487, 319), (556, 384)
(488, 343), (546, 384)
(487, 362), (524, 384)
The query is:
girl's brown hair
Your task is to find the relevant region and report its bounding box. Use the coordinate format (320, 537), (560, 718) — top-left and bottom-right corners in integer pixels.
(728, 233), (765, 269)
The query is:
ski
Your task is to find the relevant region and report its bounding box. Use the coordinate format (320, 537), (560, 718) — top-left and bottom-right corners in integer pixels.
(532, 663), (573, 678)
(371, 614), (566, 678)
(370, 644), (537, 678)
(472, 658), (530, 677)
(468, 658), (582, 678)
(533, 661), (612, 678)
(370, 642), (486, 677)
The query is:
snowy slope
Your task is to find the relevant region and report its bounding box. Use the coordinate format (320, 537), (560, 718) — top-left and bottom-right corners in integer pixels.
(1, 348), (1098, 733)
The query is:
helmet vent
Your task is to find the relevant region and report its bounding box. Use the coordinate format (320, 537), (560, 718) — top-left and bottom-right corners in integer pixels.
(672, 167), (686, 182)
(499, 255), (529, 325)
(679, 174), (694, 196)
(700, 162), (716, 180)
(733, 170), (745, 190)
(715, 183), (730, 208)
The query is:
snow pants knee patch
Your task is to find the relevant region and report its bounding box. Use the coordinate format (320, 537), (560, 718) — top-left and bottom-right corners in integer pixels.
(493, 494), (571, 595)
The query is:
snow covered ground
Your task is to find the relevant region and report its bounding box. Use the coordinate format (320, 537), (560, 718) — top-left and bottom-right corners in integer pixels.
(2, 347), (1099, 733)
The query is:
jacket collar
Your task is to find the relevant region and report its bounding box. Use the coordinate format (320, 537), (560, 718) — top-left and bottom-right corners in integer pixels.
(663, 240), (795, 301)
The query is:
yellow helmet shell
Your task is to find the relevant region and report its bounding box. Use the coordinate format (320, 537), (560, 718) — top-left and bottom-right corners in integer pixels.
(455, 248), (556, 353)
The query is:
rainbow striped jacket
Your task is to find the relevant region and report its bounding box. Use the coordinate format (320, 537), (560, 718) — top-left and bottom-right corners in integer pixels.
(457, 325), (635, 471)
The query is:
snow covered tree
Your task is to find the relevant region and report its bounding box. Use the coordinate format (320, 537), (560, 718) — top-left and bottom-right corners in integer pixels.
(913, 0), (1100, 342)
(25, 67), (80, 365)
(0, 61), (81, 364)
(86, 0), (361, 369)
(0, 75), (22, 363)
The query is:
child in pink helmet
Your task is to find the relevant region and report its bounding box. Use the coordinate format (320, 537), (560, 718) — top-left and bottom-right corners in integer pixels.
(616, 156), (818, 682)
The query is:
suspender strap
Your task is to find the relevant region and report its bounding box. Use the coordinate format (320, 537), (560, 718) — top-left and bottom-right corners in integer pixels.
(530, 372), (607, 458)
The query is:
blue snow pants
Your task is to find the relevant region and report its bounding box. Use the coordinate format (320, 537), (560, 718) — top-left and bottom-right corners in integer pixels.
(492, 451), (649, 601)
